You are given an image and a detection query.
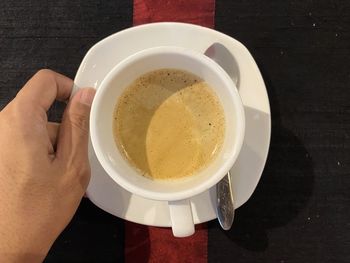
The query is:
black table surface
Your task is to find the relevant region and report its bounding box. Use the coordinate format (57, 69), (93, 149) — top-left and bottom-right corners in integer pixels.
(0, 0), (349, 262)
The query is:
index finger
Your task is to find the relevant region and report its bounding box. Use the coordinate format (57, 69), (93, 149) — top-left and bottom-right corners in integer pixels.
(17, 69), (73, 111)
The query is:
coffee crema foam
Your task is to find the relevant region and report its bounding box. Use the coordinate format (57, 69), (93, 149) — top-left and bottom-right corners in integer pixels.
(113, 69), (225, 180)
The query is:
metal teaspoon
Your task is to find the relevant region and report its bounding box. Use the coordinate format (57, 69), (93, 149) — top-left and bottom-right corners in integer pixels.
(204, 43), (239, 230)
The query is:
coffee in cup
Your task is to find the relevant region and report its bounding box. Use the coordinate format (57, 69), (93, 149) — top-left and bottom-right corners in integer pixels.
(113, 68), (225, 180)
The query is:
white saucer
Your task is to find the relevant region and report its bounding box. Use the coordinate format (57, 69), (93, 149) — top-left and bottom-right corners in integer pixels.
(74, 22), (271, 227)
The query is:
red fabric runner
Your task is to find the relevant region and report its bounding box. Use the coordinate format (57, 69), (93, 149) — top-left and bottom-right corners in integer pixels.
(125, 1), (215, 262)
(125, 222), (208, 263)
(133, 0), (215, 28)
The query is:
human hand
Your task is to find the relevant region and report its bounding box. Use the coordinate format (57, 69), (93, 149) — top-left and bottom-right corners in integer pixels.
(0, 69), (95, 262)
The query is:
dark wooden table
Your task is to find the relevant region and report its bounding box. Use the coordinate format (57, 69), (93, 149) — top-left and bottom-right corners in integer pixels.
(1, 1), (349, 262)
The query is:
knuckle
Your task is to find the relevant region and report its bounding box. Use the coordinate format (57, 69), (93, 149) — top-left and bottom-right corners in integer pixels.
(70, 163), (90, 178)
(66, 163), (91, 188)
(13, 99), (31, 114)
(12, 99), (46, 124)
(33, 69), (57, 87)
(12, 101), (35, 124)
(35, 69), (54, 79)
(68, 113), (89, 133)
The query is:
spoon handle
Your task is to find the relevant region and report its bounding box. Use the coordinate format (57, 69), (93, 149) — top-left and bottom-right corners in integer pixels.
(216, 171), (235, 230)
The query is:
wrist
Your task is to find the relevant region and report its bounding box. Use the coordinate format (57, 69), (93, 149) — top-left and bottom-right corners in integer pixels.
(0, 221), (54, 263)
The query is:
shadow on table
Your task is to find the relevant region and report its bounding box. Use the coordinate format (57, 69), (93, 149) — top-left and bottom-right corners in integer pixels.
(209, 65), (315, 251)
(45, 199), (125, 263)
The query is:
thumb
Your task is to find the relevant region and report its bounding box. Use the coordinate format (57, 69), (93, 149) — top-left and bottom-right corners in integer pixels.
(56, 88), (96, 162)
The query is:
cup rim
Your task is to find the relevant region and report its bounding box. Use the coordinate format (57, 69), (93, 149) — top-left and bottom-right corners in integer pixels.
(90, 46), (245, 201)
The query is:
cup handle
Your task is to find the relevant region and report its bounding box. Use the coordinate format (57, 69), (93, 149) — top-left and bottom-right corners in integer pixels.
(168, 199), (195, 237)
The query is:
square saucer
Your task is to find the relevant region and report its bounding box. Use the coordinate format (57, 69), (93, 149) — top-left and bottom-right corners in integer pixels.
(74, 22), (271, 227)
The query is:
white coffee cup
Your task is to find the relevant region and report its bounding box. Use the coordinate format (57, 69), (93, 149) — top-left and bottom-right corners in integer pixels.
(90, 46), (245, 237)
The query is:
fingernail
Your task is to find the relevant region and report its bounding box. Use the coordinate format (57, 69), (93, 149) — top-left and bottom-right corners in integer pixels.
(79, 88), (96, 106)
